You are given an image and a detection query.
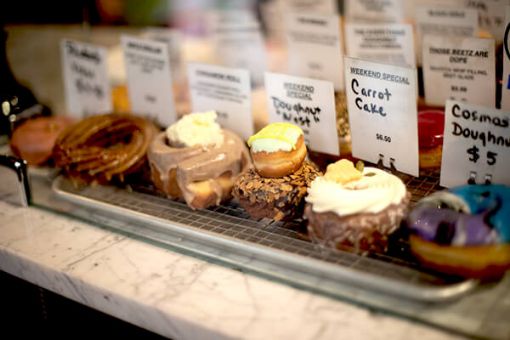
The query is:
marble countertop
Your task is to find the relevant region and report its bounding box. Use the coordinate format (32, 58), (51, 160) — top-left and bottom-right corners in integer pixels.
(0, 199), (464, 340)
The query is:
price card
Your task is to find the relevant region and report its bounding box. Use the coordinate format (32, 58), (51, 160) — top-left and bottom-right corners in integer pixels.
(467, 0), (510, 42)
(415, 6), (478, 65)
(283, 0), (338, 14)
(344, 0), (404, 23)
(345, 23), (415, 67)
(61, 39), (111, 118)
(143, 28), (182, 82)
(422, 35), (496, 107)
(188, 63), (253, 140)
(264, 72), (339, 155)
(286, 13), (344, 91)
(405, 0), (466, 19)
(121, 35), (176, 127)
(502, 6), (510, 110)
(209, 10), (267, 86)
(344, 57), (419, 176)
(440, 100), (510, 187)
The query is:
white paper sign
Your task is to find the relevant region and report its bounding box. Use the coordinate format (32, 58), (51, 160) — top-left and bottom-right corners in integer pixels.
(188, 63), (253, 140)
(502, 6), (510, 109)
(344, 0), (404, 23)
(283, 0), (338, 14)
(422, 35), (496, 107)
(415, 6), (478, 65)
(344, 57), (419, 176)
(264, 72), (339, 155)
(345, 23), (415, 67)
(405, 0), (467, 20)
(61, 39), (112, 118)
(143, 28), (182, 82)
(467, 0), (510, 42)
(440, 100), (510, 187)
(286, 13), (344, 91)
(210, 10), (267, 86)
(121, 35), (176, 127)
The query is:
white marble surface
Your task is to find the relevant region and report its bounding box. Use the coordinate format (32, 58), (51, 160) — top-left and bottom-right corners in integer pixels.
(0, 200), (464, 340)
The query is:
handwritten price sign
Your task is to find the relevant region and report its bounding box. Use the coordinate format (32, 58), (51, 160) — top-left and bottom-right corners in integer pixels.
(440, 100), (510, 187)
(344, 57), (419, 176)
(61, 39), (111, 118)
(265, 72), (339, 155)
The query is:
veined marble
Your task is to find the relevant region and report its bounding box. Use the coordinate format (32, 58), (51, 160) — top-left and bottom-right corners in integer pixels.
(0, 200), (462, 340)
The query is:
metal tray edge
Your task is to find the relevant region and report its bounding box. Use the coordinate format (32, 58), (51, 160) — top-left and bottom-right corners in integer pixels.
(51, 176), (477, 303)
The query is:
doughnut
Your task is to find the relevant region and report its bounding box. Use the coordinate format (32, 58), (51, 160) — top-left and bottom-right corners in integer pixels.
(305, 159), (410, 255)
(407, 185), (510, 279)
(147, 111), (251, 210)
(53, 113), (158, 184)
(247, 122), (307, 178)
(418, 110), (444, 171)
(10, 115), (74, 166)
(233, 122), (321, 221)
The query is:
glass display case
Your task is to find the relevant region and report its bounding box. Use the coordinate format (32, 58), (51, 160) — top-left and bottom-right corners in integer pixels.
(1, 1), (510, 339)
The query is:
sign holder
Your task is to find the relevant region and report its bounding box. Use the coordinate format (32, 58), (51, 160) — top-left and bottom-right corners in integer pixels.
(376, 153), (397, 173)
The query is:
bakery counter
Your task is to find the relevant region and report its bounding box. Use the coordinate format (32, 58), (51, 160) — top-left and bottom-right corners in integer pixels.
(0, 188), (464, 339)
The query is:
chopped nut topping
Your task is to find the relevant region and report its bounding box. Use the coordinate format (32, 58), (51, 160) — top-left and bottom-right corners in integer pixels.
(233, 161), (321, 208)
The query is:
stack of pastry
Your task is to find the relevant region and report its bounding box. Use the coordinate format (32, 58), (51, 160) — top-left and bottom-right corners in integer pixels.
(232, 122), (321, 221)
(147, 111), (250, 209)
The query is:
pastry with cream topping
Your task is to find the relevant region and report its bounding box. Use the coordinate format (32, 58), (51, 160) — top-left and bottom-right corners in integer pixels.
(147, 111), (251, 209)
(304, 159), (410, 254)
(232, 122), (321, 221)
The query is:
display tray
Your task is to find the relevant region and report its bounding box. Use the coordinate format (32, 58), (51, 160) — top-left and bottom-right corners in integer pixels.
(26, 171), (510, 340)
(49, 172), (477, 303)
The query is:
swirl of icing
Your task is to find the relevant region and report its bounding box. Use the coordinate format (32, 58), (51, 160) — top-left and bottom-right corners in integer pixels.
(306, 167), (407, 215)
(166, 111), (223, 147)
(247, 122), (303, 153)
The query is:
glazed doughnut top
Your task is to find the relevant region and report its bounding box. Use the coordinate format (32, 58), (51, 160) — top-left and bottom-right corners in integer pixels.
(407, 184), (510, 246)
(247, 122), (303, 153)
(306, 160), (407, 215)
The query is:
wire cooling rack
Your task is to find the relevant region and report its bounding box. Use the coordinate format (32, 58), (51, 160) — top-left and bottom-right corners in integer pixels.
(51, 169), (475, 298)
(36, 171), (510, 339)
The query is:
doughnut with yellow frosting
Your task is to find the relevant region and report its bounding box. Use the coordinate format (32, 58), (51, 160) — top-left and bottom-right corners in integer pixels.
(233, 122), (321, 221)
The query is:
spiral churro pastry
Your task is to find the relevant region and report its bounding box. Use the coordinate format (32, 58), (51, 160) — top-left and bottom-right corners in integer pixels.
(147, 111), (251, 210)
(53, 113), (158, 183)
